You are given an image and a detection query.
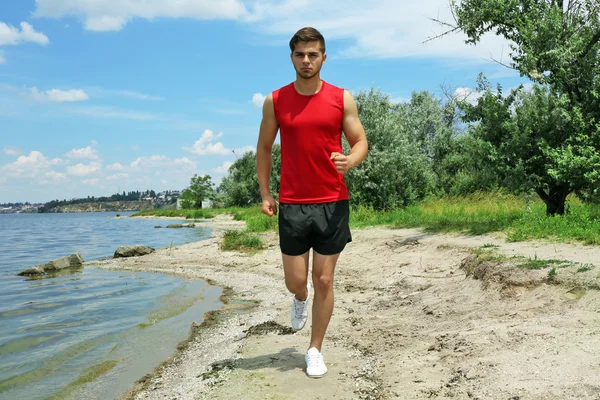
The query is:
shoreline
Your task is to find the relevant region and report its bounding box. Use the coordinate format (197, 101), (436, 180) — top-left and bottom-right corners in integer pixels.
(90, 214), (600, 400)
(88, 214), (287, 399)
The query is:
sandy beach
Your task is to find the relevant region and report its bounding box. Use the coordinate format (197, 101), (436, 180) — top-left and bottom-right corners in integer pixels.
(88, 214), (600, 400)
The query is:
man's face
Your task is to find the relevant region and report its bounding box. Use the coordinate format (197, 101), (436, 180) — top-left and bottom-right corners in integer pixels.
(291, 41), (326, 80)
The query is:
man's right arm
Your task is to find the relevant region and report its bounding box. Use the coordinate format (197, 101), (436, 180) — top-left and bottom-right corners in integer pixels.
(256, 93), (279, 216)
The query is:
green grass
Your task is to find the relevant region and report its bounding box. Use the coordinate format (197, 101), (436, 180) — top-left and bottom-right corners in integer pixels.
(134, 192), (600, 247)
(220, 230), (264, 252)
(548, 267), (557, 281)
(482, 243), (500, 249)
(225, 206), (278, 233)
(518, 257), (570, 270)
(350, 192), (600, 245)
(577, 264), (594, 273)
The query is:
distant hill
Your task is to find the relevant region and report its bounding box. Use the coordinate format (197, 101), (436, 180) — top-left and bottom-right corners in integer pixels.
(39, 201), (156, 213)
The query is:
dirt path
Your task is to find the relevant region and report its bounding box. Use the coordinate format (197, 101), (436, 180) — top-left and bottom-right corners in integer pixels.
(93, 218), (600, 400)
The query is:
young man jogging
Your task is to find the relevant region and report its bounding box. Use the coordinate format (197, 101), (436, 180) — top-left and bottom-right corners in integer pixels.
(256, 27), (368, 378)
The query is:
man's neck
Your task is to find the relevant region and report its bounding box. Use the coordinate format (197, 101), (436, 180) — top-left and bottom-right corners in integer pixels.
(294, 75), (322, 95)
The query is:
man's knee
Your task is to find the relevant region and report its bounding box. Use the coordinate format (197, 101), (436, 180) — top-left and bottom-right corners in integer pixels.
(312, 272), (333, 293)
(285, 276), (307, 294)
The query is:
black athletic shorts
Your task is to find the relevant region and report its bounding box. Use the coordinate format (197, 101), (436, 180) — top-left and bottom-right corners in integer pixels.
(278, 200), (352, 256)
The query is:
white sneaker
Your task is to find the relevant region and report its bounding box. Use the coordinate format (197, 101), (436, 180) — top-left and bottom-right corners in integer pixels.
(305, 347), (327, 378)
(291, 281), (310, 331)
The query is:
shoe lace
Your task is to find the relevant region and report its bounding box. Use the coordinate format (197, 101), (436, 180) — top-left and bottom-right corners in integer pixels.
(306, 352), (323, 367)
(293, 298), (306, 318)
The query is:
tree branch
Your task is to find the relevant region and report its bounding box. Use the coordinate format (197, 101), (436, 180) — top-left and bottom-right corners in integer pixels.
(581, 30), (600, 60)
(535, 187), (550, 204)
(423, 20), (460, 44)
(485, 44), (518, 71)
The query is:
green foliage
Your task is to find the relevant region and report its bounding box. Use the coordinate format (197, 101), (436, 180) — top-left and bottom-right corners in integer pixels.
(219, 146), (281, 207)
(350, 191), (600, 244)
(245, 214), (278, 233)
(38, 190), (164, 212)
(505, 197), (600, 244)
(518, 256), (569, 270)
(220, 230), (264, 252)
(180, 174), (214, 209)
(577, 264), (594, 273)
(459, 76), (600, 215)
(443, 133), (502, 195)
(548, 266), (557, 281)
(451, 1), (600, 214)
(344, 89), (437, 209)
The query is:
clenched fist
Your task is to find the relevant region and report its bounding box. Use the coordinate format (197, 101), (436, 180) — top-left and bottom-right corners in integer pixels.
(261, 195), (277, 217)
(330, 152), (354, 174)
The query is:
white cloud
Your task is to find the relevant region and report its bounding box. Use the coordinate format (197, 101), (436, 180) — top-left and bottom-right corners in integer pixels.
(390, 96), (410, 104)
(67, 162), (102, 176)
(232, 146), (255, 156)
(453, 82), (532, 105)
(81, 178), (100, 185)
(453, 87), (483, 105)
(252, 93), (266, 108)
(3, 146), (21, 156)
(70, 106), (160, 120)
(211, 161), (233, 175)
(131, 145), (140, 151)
(253, 0), (513, 62)
(106, 173), (128, 181)
(91, 140), (98, 146)
(0, 151), (61, 178)
(66, 146), (100, 160)
(107, 162), (125, 171)
(45, 170), (67, 181)
(34, 0), (249, 31)
(0, 22), (49, 46)
(88, 87), (163, 101)
(183, 129), (232, 156)
(32, 1), (512, 64)
(520, 83), (534, 94)
(130, 155), (197, 171)
(30, 87), (89, 102)
(110, 89), (162, 101)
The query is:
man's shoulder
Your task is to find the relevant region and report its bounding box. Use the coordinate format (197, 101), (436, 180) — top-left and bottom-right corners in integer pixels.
(323, 80), (345, 92)
(273, 82), (295, 95)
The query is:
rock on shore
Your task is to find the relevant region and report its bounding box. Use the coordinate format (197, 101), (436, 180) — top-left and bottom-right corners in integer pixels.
(114, 245), (155, 258)
(18, 253), (84, 276)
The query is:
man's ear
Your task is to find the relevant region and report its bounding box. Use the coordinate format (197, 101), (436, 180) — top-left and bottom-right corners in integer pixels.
(323, 53), (327, 63)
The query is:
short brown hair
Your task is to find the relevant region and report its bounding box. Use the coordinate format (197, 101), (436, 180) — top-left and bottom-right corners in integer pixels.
(289, 27), (326, 54)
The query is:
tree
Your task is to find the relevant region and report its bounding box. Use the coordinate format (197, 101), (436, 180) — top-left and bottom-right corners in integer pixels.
(343, 88), (436, 209)
(219, 146), (281, 207)
(441, 0), (600, 215)
(180, 174), (214, 209)
(406, 91), (462, 194)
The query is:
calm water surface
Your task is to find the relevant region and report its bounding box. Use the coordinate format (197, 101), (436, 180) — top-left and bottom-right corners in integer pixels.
(0, 212), (222, 400)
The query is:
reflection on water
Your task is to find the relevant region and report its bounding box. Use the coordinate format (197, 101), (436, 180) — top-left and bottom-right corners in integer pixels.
(0, 212), (220, 400)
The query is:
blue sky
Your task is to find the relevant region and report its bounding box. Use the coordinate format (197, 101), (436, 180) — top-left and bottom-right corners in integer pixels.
(0, 0), (527, 204)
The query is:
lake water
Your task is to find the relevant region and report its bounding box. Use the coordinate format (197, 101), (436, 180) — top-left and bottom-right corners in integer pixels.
(0, 212), (223, 400)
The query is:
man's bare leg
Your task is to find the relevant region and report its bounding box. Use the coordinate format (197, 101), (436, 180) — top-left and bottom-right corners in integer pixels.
(282, 251), (310, 300)
(309, 251), (340, 351)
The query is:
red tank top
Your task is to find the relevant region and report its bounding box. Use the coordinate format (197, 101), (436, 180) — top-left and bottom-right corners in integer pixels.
(273, 80), (349, 204)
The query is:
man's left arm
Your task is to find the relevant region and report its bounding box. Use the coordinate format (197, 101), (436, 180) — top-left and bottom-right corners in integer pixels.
(331, 90), (368, 174)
